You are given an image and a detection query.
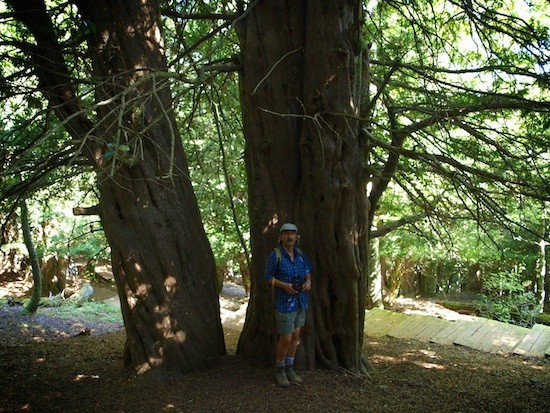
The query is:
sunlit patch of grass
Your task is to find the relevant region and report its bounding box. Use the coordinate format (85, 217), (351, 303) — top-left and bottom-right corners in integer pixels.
(535, 313), (550, 326)
(1, 295), (124, 324)
(52, 301), (123, 324)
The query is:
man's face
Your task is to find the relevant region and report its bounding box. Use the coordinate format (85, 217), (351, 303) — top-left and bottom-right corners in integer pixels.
(280, 230), (298, 246)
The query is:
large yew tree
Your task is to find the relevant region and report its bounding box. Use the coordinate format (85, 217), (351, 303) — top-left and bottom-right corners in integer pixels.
(5, 0), (225, 376)
(235, 1), (370, 372)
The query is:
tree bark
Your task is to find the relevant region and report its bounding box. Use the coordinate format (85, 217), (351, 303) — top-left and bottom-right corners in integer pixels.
(9, 0), (225, 377)
(21, 199), (42, 314)
(77, 0), (225, 376)
(236, 0), (370, 373)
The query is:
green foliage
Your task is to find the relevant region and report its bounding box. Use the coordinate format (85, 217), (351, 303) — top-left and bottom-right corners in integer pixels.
(369, 0), (549, 303)
(180, 87), (249, 270)
(29, 180), (109, 262)
(171, 55), (249, 270)
(1, 174), (109, 270)
(481, 267), (527, 296)
(377, 182), (546, 298)
(476, 292), (540, 327)
(476, 268), (541, 327)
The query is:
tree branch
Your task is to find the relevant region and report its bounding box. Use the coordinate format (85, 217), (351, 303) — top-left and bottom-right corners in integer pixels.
(72, 205), (101, 216)
(371, 214), (423, 238)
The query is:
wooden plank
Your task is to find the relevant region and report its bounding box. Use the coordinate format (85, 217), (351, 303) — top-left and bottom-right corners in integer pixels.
(384, 313), (417, 337)
(387, 314), (426, 339)
(365, 310), (404, 336)
(429, 323), (460, 345)
(365, 309), (390, 334)
(363, 308), (387, 333)
(454, 318), (528, 355)
(431, 318), (486, 346)
(513, 324), (547, 356)
(400, 314), (433, 338)
(451, 320), (486, 348)
(513, 323), (550, 358)
(430, 321), (465, 344)
(364, 307), (384, 322)
(454, 318), (501, 350)
(492, 323), (529, 354)
(377, 312), (411, 336)
(363, 308), (549, 360)
(526, 324), (550, 357)
(412, 317), (450, 343)
(477, 323), (512, 353)
(364, 309), (394, 335)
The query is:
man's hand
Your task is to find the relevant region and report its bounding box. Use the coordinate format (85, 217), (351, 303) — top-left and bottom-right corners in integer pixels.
(283, 283), (297, 294)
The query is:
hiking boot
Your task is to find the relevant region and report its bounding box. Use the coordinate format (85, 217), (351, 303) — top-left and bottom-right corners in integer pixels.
(286, 366), (303, 384)
(275, 367), (290, 387)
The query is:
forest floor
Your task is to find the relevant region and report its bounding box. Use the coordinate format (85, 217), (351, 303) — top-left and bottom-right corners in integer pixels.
(0, 279), (549, 413)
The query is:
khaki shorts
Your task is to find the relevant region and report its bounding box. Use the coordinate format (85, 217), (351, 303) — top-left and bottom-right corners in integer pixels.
(275, 308), (307, 335)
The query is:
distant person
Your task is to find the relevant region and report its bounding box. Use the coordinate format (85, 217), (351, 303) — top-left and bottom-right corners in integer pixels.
(265, 223), (312, 387)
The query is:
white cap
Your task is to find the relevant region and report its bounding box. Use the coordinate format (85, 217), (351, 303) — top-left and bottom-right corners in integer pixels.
(279, 223), (298, 233)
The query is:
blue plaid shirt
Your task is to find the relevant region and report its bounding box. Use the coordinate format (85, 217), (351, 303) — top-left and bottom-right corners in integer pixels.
(265, 246), (312, 313)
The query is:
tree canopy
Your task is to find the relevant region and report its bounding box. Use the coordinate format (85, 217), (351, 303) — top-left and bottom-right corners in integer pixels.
(2, 0), (547, 250)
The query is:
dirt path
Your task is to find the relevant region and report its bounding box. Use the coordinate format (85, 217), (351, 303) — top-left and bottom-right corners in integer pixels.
(1, 281), (549, 413)
(1, 321), (548, 413)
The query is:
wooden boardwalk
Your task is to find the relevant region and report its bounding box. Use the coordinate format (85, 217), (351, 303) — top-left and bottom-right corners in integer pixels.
(364, 308), (550, 359)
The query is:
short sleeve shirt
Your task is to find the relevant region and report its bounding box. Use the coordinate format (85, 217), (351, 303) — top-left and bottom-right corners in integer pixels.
(265, 246), (312, 313)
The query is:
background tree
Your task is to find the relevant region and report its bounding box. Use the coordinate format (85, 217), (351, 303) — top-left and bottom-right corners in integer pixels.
(20, 199), (42, 313)
(182, 83), (250, 284)
(362, 0), (550, 308)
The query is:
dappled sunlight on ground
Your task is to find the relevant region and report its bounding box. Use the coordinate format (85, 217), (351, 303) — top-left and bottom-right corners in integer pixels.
(390, 297), (477, 321)
(1, 277), (549, 412)
(0, 278), (32, 299)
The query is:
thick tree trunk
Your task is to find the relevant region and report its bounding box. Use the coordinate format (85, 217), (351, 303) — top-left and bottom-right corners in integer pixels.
(10, 0), (225, 377)
(236, 0), (369, 373)
(75, 0), (225, 376)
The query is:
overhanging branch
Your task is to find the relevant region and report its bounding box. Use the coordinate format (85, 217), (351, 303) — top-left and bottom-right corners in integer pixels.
(72, 205), (100, 216)
(371, 214), (423, 238)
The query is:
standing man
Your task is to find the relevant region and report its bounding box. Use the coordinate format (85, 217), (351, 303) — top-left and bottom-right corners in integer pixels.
(265, 222), (312, 387)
